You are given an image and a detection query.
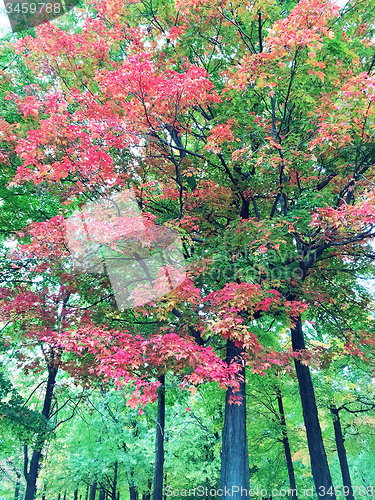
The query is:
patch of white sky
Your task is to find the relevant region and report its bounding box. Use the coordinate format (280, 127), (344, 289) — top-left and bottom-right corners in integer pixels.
(0, 0), (11, 35)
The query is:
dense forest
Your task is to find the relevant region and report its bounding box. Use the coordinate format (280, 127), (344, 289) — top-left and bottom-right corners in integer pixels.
(1, 0), (375, 498)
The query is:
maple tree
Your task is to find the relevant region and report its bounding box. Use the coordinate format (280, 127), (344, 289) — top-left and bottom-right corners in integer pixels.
(2, 0), (375, 498)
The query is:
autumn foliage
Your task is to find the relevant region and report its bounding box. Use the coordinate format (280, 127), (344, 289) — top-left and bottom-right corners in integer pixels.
(1, 0), (375, 495)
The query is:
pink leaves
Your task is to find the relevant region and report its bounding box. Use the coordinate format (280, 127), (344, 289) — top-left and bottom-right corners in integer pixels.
(11, 111), (120, 189)
(48, 326), (243, 410)
(284, 300), (309, 318)
(266, 0), (339, 54)
(204, 282), (280, 316)
(310, 189), (375, 238)
(98, 55), (221, 133)
(204, 120), (235, 153)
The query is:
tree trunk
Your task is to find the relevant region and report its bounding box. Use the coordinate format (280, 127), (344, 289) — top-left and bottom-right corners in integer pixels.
(24, 362), (58, 500)
(143, 479), (152, 500)
(14, 470), (21, 500)
(85, 485), (89, 500)
(152, 374), (165, 500)
(128, 467), (139, 500)
(112, 461), (118, 500)
(74, 490), (79, 500)
(291, 318), (335, 500)
(276, 387), (298, 499)
(129, 484), (138, 500)
(220, 339), (249, 500)
(331, 407), (354, 500)
(99, 487), (105, 500)
(89, 482), (97, 500)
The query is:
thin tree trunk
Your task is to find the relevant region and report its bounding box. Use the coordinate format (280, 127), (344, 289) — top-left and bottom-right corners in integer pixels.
(85, 485), (89, 500)
(129, 468), (139, 500)
(220, 339), (249, 500)
(74, 490), (79, 500)
(89, 482), (97, 500)
(14, 470), (21, 500)
(291, 317), (335, 500)
(152, 374), (165, 500)
(24, 362), (58, 500)
(331, 406), (354, 500)
(276, 387), (298, 499)
(129, 482), (138, 500)
(143, 479), (152, 500)
(112, 461), (118, 500)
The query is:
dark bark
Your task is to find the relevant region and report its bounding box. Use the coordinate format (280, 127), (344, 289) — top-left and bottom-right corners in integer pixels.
(276, 388), (298, 499)
(112, 461), (118, 500)
(117, 492), (120, 500)
(152, 375), (165, 500)
(330, 407), (355, 500)
(291, 318), (335, 500)
(24, 361), (58, 500)
(129, 482), (138, 500)
(89, 482), (97, 500)
(14, 470), (21, 500)
(143, 479), (152, 500)
(143, 490), (151, 500)
(258, 13), (263, 52)
(99, 487), (105, 500)
(128, 467), (139, 500)
(74, 490), (79, 500)
(240, 199), (250, 219)
(163, 124), (186, 159)
(220, 339), (249, 500)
